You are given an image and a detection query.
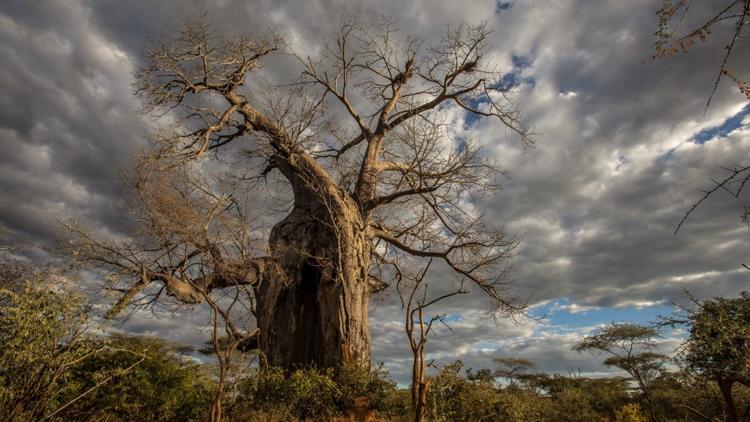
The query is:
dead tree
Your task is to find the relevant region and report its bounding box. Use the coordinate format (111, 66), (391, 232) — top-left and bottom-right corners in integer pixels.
(404, 261), (468, 422)
(68, 17), (529, 370)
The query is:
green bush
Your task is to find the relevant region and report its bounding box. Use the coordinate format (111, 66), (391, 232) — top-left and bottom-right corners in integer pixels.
(0, 259), (215, 422)
(424, 361), (636, 422)
(234, 363), (400, 419)
(0, 277), (93, 421)
(60, 334), (213, 421)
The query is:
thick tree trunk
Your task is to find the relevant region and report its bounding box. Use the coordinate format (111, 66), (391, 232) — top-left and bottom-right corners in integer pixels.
(253, 180), (372, 369)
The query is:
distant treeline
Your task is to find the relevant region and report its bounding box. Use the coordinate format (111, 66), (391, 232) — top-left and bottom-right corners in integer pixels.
(1, 260), (748, 421)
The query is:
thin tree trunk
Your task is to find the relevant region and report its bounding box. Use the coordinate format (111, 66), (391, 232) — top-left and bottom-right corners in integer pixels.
(209, 359), (226, 422)
(411, 310), (428, 422)
(718, 377), (739, 422)
(209, 397), (222, 422)
(631, 368), (661, 422)
(415, 380), (428, 422)
(411, 348), (420, 412)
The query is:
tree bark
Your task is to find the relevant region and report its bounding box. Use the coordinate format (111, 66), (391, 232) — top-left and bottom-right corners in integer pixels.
(253, 166), (372, 368)
(412, 348), (428, 422)
(718, 377), (740, 422)
(414, 380), (428, 422)
(209, 396), (222, 422)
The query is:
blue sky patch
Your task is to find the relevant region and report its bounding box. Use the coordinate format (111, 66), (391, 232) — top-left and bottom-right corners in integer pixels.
(694, 103), (750, 144)
(496, 2), (512, 13)
(442, 314), (464, 323)
(511, 55), (531, 70)
(530, 298), (674, 329)
(464, 55), (533, 127)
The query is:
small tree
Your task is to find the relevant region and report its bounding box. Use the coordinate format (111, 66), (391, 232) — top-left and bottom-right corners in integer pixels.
(202, 288), (259, 422)
(679, 291), (750, 422)
(574, 323), (667, 418)
(199, 306), (258, 422)
(404, 261), (467, 422)
(494, 357), (535, 389)
(204, 300), (257, 422)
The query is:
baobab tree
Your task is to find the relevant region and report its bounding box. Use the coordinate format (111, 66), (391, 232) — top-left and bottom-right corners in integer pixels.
(68, 17), (529, 370)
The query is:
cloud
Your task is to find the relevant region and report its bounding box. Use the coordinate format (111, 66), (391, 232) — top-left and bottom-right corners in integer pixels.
(0, 0), (147, 240)
(1, 0), (749, 381)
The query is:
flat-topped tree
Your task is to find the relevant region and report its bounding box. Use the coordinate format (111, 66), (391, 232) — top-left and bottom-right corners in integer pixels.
(69, 17), (530, 370)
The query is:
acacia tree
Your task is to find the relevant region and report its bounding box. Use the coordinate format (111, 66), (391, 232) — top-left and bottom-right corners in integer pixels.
(574, 323), (668, 419)
(69, 17), (529, 370)
(493, 357), (535, 388)
(677, 292), (750, 422)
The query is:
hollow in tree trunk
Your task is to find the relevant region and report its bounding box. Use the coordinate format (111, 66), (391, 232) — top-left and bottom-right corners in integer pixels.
(253, 187), (372, 369)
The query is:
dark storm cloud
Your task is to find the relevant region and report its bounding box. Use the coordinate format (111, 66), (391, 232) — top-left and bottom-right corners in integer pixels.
(0, 1), (147, 239)
(1, 0), (748, 378)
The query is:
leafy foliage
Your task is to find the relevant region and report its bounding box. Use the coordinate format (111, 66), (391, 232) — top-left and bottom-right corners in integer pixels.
(682, 291), (750, 383)
(0, 256), (212, 421)
(232, 364), (400, 420)
(575, 324), (667, 395)
(424, 360), (634, 422)
(60, 334), (213, 422)
(1, 280), (749, 421)
(0, 276), (93, 421)
(612, 403), (647, 422)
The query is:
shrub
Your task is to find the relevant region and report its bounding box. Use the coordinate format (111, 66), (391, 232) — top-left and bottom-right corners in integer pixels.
(61, 334), (213, 421)
(235, 363), (399, 420)
(613, 403), (647, 422)
(0, 277), (92, 421)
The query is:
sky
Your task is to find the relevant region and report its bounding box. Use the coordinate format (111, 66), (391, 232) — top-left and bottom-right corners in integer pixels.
(0, 0), (749, 384)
